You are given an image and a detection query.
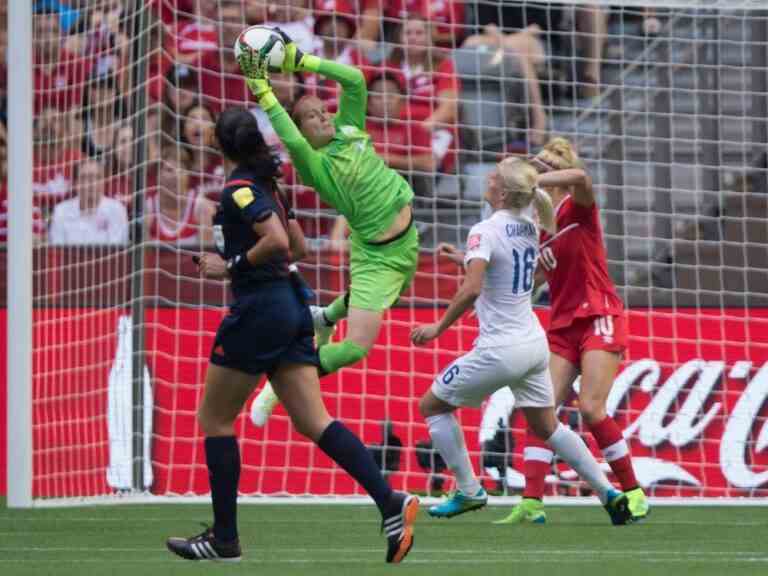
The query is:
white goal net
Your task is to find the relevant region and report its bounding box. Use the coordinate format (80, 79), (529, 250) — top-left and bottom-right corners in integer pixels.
(6, 0), (768, 505)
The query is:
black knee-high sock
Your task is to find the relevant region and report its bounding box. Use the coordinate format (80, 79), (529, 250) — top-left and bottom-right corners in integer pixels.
(318, 420), (393, 514)
(205, 436), (240, 542)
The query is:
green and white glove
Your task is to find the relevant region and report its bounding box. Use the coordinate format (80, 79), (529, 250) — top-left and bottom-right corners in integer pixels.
(246, 77), (271, 99)
(274, 27), (320, 73)
(236, 43), (268, 80)
(245, 77), (277, 110)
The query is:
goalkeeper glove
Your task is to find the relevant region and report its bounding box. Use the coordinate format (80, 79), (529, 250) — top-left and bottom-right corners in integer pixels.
(246, 77), (271, 99)
(274, 27), (319, 73)
(236, 44), (269, 80)
(245, 77), (278, 110)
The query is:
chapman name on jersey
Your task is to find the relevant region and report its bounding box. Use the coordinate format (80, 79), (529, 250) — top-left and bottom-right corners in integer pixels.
(464, 208), (546, 348)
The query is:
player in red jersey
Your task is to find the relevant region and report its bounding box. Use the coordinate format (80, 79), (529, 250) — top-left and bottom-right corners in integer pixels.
(495, 137), (649, 524)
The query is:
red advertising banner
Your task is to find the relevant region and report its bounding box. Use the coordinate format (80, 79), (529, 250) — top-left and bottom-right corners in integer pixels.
(1, 307), (767, 498)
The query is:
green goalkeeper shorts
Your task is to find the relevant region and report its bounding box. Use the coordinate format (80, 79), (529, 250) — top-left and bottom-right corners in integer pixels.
(348, 224), (419, 312)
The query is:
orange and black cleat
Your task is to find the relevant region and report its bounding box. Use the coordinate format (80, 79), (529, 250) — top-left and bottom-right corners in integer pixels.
(383, 492), (419, 563)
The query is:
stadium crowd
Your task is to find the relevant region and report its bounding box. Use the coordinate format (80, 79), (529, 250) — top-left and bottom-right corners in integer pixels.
(0, 0), (631, 247)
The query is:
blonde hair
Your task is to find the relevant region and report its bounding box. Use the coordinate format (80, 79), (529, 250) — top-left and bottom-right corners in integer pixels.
(535, 136), (583, 171)
(497, 157), (555, 233)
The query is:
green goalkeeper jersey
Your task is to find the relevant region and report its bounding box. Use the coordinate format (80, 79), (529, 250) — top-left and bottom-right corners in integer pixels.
(265, 60), (414, 243)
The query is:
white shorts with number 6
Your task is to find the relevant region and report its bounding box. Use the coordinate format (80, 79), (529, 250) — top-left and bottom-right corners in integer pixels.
(431, 337), (554, 409)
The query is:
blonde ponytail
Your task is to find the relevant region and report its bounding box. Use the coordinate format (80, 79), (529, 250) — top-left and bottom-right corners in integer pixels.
(533, 187), (555, 234)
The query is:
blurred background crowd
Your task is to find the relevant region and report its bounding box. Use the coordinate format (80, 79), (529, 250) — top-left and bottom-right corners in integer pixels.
(0, 1), (662, 249)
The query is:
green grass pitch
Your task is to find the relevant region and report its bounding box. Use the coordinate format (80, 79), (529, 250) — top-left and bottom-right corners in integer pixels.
(2, 502), (767, 576)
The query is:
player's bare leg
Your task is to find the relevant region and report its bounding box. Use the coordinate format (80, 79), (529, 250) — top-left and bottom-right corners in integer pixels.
(581, 349), (648, 519)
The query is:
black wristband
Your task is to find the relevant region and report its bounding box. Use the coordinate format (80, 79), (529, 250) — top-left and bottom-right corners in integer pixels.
(226, 252), (252, 275)
(286, 208), (296, 220)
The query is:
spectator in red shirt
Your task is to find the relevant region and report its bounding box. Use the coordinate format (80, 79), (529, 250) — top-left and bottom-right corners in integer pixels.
(311, 1), (374, 111)
(387, 15), (459, 171)
(367, 71), (436, 198)
(192, 1), (260, 110)
(165, 0), (219, 79)
(407, 0), (466, 48)
(33, 107), (83, 209)
(366, 72), (435, 174)
(387, 15), (459, 129)
(180, 101), (223, 198)
(312, 0), (375, 46)
(33, 6), (93, 112)
(146, 142), (214, 247)
(81, 67), (128, 158)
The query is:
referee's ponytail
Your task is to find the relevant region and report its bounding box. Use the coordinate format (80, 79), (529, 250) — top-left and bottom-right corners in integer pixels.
(216, 108), (281, 181)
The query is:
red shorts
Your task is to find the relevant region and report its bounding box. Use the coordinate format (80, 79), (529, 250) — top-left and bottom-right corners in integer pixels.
(547, 314), (628, 367)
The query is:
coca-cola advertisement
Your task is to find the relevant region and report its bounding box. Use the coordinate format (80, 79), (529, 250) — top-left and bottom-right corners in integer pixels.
(1, 307), (766, 498)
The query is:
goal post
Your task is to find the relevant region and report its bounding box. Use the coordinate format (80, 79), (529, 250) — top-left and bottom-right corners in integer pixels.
(5, 0), (768, 507)
(6, 0), (34, 509)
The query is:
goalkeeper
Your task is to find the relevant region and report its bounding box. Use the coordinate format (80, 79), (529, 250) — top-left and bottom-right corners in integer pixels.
(240, 30), (419, 418)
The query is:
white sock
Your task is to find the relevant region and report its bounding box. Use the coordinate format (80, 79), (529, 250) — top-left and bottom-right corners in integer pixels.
(426, 413), (482, 495)
(546, 424), (614, 504)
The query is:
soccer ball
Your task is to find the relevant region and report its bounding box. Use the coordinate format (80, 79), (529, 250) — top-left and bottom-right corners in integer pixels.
(234, 25), (286, 73)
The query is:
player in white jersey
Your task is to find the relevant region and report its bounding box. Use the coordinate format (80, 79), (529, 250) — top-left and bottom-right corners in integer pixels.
(411, 158), (633, 524)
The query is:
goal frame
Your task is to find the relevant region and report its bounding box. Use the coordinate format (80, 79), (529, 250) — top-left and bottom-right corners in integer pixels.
(6, 0), (768, 508)
(7, 0), (34, 510)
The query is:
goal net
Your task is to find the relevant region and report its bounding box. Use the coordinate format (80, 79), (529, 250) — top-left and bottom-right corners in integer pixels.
(6, 0), (768, 505)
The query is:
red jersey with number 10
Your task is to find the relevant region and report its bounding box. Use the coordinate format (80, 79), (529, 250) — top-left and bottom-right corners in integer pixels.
(538, 196), (624, 330)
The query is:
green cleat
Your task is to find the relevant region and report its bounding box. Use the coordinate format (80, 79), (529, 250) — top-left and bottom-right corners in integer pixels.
(493, 498), (546, 525)
(604, 489), (634, 526)
(626, 487), (650, 521)
(428, 489), (488, 519)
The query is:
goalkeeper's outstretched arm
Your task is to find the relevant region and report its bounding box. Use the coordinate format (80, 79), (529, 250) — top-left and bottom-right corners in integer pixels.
(277, 29), (367, 130)
(243, 76), (325, 189)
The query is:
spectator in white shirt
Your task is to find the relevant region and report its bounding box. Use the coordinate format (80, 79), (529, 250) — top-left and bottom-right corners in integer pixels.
(49, 157), (129, 245)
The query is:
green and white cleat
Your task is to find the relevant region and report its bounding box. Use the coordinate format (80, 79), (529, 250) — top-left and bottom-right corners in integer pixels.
(604, 489), (634, 526)
(310, 305), (336, 347)
(626, 487), (650, 521)
(428, 489), (488, 519)
(493, 498), (546, 525)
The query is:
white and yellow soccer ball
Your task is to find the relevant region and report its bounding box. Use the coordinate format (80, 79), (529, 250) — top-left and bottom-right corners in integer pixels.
(234, 25), (286, 74)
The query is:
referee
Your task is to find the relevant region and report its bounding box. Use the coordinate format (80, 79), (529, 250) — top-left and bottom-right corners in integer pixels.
(165, 109), (419, 564)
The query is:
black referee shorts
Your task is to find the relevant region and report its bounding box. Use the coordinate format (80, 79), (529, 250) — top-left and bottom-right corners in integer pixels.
(210, 282), (319, 376)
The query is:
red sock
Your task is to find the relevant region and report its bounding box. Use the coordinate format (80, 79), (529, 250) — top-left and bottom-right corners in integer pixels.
(588, 416), (638, 491)
(522, 428), (553, 499)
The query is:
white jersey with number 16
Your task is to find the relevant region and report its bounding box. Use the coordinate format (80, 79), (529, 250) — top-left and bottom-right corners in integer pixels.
(463, 208), (546, 348)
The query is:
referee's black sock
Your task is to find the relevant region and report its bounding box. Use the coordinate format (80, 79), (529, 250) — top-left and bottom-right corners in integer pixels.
(205, 436), (241, 542)
(318, 420), (393, 514)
